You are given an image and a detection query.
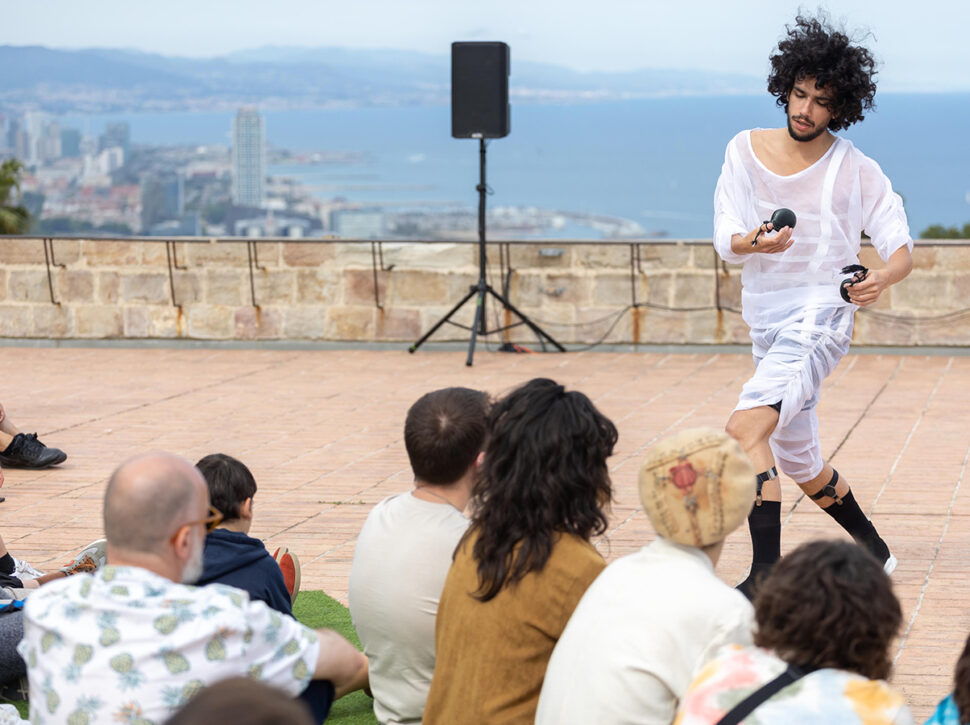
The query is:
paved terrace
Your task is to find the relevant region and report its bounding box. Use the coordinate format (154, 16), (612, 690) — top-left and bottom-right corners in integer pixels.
(1, 343), (968, 718)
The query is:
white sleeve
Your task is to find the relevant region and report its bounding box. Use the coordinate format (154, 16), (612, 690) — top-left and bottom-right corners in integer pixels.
(860, 157), (912, 262)
(713, 141), (750, 265)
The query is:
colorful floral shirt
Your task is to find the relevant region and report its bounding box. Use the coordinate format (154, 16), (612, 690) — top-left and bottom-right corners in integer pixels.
(924, 693), (961, 725)
(19, 565), (320, 725)
(674, 645), (914, 725)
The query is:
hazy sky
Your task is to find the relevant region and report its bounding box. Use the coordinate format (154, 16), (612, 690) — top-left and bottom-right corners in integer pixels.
(6, 0), (969, 90)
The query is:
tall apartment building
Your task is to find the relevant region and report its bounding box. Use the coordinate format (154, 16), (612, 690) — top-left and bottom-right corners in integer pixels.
(232, 109), (265, 208)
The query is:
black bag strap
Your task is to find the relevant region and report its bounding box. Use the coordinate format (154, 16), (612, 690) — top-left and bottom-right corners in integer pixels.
(713, 663), (812, 725)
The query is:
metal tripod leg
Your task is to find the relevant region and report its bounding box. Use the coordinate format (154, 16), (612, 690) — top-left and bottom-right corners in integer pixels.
(408, 284), (479, 354)
(484, 284), (565, 352)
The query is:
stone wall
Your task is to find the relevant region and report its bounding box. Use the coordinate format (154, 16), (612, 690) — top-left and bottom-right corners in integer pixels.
(0, 237), (967, 346)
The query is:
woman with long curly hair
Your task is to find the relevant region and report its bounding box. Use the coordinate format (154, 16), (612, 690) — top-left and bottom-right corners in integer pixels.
(423, 377), (616, 724)
(675, 540), (912, 724)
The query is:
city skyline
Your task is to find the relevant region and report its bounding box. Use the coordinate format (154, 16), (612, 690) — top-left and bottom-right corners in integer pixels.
(4, 0), (970, 92)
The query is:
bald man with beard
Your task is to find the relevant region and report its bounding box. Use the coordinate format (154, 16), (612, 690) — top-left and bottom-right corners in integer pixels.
(20, 453), (366, 725)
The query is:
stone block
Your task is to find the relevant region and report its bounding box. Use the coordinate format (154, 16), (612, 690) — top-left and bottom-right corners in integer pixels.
(508, 244), (573, 269)
(685, 310), (728, 344)
(8, 269), (49, 302)
(141, 241), (171, 267)
(935, 246), (970, 268)
(296, 269), (341, 304)
(344, 269), (387, 306)
(673, 271), (715, 309)
(327, 306), (376, 340)
(48, 239), (81, 265)
(187, 240), (248, 267)
(172, 272), (203, 304)
(542, 273), (589, 304)
(282, 243), (336, 267)
(640, 243), (691, 269)
(0, 269), (6, 299)
(857, 246), (883, 270)
(149, 307), (182, 338)
(0, 239), (44, 264)
(57, 270), (94, 302)
(32, 305), (74, 337)
(124, 307), (150, 338)
(253, 270), (296, 304)
(638, 309), (688, 344)
(853, 312), (916, 346)
(283, 306), (330, 339)
(332, 242), (385, 267)
(186, 306), (234, 339)
(952, 273), (970, 303)
(576, 306), (632, 344)
(76, 305), (123, 338)
(575, 244), (630, 269)
(891, 273), (952, 312)
(388, 271), (448, 305)
(446, 272), (478, 300)
(508, 273), (543, 308)
(420, 305), (476, 335)
(98, 272), (120, 303)
(121, 273), (169, 304)
(591, 272), (638, 307)
(235, 306), (283, 340)
(910, 246), (936, 271)
(386, 242), (473, 270)
(691, 245), (720, 269)
(376, 308), (422, 340)
(206, 270), (246, 306)
(252, 242), (282, 267)
(82, 240), (139, 266)
(644, 272), (674, 307)
(0, 306), (31, 337)
(714, 269), (742, 311)
(533, 302), (575, 326)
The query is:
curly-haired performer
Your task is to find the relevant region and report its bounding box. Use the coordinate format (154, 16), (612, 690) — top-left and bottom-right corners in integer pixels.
(714, 15), (913, 598)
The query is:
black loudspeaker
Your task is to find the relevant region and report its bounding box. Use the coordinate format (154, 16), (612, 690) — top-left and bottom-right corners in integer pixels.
(451, 42), (510, 139)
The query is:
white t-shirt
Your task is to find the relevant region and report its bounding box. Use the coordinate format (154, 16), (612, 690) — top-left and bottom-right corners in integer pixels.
(535, 536), (755, 725)
(348, 492), (469, 725)
(713, 130), (912, 330)
(19, 565), (320, 725)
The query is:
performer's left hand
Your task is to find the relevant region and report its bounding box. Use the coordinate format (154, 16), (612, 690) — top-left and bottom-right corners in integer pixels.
(846, 268), (890, 306)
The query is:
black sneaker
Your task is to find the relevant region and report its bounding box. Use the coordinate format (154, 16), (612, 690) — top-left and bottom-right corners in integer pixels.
(0, 433), (67, 468)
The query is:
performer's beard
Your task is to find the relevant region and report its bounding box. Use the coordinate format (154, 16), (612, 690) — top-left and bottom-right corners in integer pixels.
(787, 114), (827, 142)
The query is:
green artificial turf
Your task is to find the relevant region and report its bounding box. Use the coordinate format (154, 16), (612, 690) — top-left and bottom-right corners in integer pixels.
(292, 590), (378, 725)
(3, 591), (377, 725)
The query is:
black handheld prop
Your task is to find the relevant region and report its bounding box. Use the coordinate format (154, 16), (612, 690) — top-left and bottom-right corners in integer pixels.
(752, 208), (797, 245)
(839, 264), (869, 303)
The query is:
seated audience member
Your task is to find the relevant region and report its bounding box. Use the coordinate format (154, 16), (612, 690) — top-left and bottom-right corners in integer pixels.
(349, 387), (487, 725)
(423, 378), (617, 725)
(674, 540), (912, 725)
(0, 401), (67, 500)
(0, 533), (106, 595)
(165, 677), (314, 725)
(536, 427), (758, 725)
(19, 452), (366, 725)
(925, 632), (970, 725)
(195, 453), (297, 615)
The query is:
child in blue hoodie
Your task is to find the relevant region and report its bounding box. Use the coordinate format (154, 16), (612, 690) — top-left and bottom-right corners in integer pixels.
(195, 453), (294, 615)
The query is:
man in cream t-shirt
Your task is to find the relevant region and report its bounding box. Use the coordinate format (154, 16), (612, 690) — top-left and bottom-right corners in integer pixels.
(349, 387), (488, 725)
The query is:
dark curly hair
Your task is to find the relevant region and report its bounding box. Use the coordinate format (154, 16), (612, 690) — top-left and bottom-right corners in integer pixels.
(754, 539), (901, 680)
(767, 14), (877, 130)
(954, 633), (970, 723)
(465, 378), (617, 602)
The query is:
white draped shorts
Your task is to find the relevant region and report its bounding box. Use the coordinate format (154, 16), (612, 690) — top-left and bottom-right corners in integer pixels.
(734, 305), (854, 483)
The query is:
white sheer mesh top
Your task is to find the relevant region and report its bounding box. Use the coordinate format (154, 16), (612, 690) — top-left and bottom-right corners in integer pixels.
(713, 129), (912, 327)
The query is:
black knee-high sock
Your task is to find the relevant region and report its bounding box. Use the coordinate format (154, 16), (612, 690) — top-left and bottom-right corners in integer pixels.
(736, 500), (781, 601)
(821, 489), (890, 562)
(0, 553), (14, 576)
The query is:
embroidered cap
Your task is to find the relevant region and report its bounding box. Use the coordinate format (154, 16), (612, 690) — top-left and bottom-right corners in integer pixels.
(638, 427), (756, 547)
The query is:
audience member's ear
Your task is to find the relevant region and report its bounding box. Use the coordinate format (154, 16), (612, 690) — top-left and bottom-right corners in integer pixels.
(171, 525), (193, 563)
(240, 497), (254, 521)
(475, 451), (485, 469)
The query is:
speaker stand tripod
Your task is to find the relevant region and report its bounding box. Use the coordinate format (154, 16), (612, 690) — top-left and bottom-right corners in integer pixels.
(409, 138), (565, 366)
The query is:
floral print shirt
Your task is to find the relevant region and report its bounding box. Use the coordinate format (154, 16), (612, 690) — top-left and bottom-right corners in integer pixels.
(674, 645), (914, 725)
(19, 565), (319, 725)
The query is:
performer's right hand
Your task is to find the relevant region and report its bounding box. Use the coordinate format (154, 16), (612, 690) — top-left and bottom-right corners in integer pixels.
(732, 223), (794, 255)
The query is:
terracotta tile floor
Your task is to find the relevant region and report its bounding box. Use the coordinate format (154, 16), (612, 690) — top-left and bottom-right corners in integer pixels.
(2, 344), (968, 718)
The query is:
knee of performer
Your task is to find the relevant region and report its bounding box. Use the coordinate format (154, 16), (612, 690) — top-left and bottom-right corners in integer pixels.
(725, 412), (769, 451)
